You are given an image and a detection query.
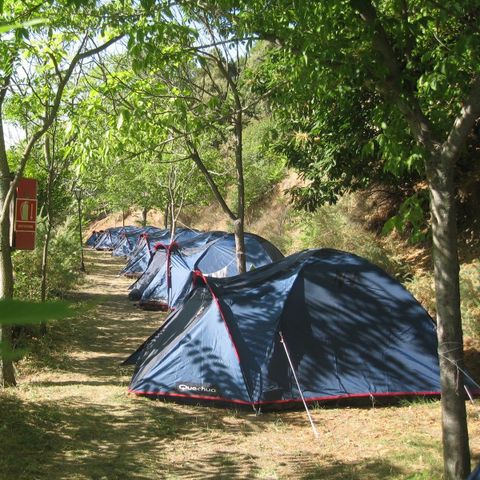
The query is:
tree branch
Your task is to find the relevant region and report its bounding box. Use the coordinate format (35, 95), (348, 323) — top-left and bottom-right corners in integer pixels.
(350, 0), (437, 150)
(187, 140), (236, 221)
(441, 76), (480, 161)
(0, 34), (124, 224)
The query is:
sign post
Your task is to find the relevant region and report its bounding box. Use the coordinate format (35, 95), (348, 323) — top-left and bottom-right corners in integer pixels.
(11, 178), (37, 250)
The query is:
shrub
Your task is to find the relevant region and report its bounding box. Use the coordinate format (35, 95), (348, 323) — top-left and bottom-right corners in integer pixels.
(298, 200), (406, 279)
(405, 260), (480, 337)
(13, 217), (82, 301)
(243, 117), (287, 208)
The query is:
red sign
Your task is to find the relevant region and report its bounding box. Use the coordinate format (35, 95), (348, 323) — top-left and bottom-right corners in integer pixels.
(12, 178), (37, 250)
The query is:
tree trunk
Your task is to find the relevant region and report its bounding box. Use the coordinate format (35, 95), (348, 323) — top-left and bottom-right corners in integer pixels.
(0, 213), (16, 387)
(233, 217), (246, 274)
(40, 225), (51, 300)
(142, 207), (148, 227)
(234, 107), (246, 274)
(169, 199), (176, 243)
(0, 113), (16, 387)
(77, 196), (85, 272)
(40, 136), (54, 334)
(425, 151), (470, 480)
(164, 204), (169, 230)
(39, 224), (51, 335)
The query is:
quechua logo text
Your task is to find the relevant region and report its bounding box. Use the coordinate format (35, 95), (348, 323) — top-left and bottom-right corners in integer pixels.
(175, 383), (220, 396)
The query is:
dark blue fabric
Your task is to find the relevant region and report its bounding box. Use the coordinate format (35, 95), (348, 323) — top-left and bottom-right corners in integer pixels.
(120, 230), (174, 276)
(121, 228), (202, 277)
(85, 232), (99, 247)
(129, 231), (226, 300)
(94, 226), (138, 250)
(112, 235), (136, 257)
(129, 286), (251, 401)
(139, 233), (284, 309)
(112, 227), (166, 257)
(128, 249), (461, 408)
(468, 464), (480, 480)
(215, 250), (443, 403)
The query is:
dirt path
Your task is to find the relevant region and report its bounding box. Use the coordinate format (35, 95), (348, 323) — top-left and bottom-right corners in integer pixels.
(1, 250), (479, 479)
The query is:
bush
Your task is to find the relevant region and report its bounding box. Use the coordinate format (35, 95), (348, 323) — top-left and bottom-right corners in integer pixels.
(405, 260), (480, 337)
(13, 217), (82, 301)
(243, 117), (287, 208)
(298, 200), (406, 279)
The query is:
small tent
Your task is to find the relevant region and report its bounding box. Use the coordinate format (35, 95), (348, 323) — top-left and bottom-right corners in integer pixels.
(133, 232), (284, 310)
(85, 230), (101, 247)
(128, 230), (231, 302)
(95, 226), (138, 251)
(120, 228), (201, 278)
(125, 248), (479, 409)
(112, 227), (165, 257)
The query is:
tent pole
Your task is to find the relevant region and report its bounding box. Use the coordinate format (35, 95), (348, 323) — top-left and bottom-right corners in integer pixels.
(279, 331), (319, 438)
(464, 385), (475, 405)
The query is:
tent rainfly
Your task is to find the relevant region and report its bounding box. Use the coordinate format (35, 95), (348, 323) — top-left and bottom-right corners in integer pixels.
(130, 231), (284, 310)
(125, 248), (479, 410)
(120, 228), (201, 278)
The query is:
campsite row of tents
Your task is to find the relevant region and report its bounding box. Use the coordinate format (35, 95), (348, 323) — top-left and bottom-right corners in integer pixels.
(85, 225), (479, 411)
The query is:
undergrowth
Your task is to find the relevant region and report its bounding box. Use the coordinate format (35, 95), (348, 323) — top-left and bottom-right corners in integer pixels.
(13, 218), (83, 302)
(288, 192), (480, 338)
(406, 260), (480, 337)
(16, 300), (95, 376)
(294, 198), (408, 280)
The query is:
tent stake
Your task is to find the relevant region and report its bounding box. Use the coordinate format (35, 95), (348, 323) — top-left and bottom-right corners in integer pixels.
(279, 331), (319, 438)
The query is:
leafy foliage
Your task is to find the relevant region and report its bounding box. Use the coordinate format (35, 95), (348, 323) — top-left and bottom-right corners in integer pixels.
(13, 219), (81, 301)
(241, 116), (286, 208)
(0, 299), (71, 360)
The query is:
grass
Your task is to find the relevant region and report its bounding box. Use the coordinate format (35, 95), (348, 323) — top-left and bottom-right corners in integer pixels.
(1, 250), (479, 479)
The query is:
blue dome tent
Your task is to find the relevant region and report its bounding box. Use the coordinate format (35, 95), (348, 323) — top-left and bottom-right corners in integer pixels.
(120, 228), (201, 278)
(128, 230), (232, 302)
(134, 232), (284, 310)
(94, 226), (139, 251)
(85, 230), (101, 247)
(112, 227), (165, 257)
(125, 249), (479, 410)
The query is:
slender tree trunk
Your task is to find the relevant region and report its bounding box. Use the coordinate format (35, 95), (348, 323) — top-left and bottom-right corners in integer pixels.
(211, 54), (247, 273)
(169, 199), (176, 243)
(0, 112), (16, 387)
(167, 167), (178, 243)
(39, 224), (51, 335)
(40, 136), (54, 334)
(350, 6), (478, 476)
(164, 204), (169, 230)
(425, 151), (470, 480)
(122, 208), (125, 227)
(40, 225), (52, 303)
(189, 145), (237, 221)
(77, 196), (85, 272)
(0, 213), (16, 387)
(234, 108), (246, 273)
(142, 207), (148, 227)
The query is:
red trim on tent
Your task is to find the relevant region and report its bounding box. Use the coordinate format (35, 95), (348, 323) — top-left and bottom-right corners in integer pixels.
(192, 269), (241, 364)
(153, 242), (167, 251)
(128, 388), (474, 406)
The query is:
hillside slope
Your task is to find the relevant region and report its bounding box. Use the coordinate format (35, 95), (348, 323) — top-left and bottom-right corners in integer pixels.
(86, 173), (480, 374)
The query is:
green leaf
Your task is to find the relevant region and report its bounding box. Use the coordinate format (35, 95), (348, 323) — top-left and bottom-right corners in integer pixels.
(0, 300), (71, 325)
(0, 18), (45, 34)
(382, 216), (401, 236)
(117, 111), (125, 129)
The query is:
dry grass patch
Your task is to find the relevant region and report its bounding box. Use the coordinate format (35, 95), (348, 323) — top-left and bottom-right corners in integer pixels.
(1, 250), (479, 480)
